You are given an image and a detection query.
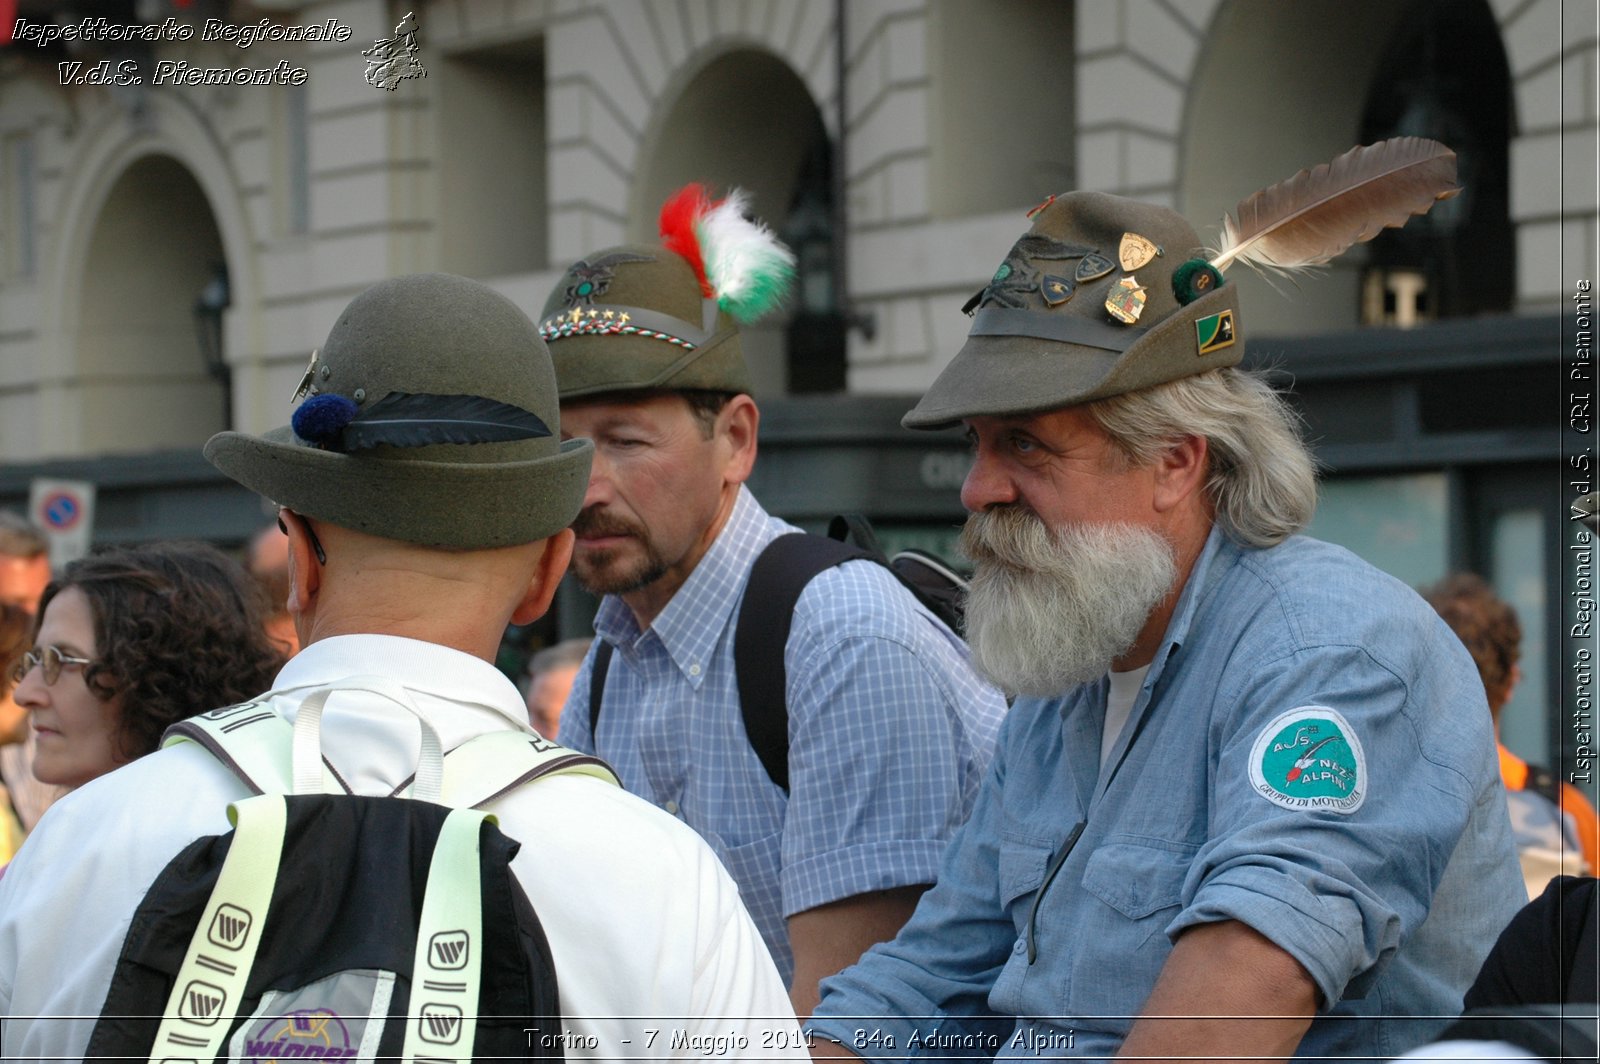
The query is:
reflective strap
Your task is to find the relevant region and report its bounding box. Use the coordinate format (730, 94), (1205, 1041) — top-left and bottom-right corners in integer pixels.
(439, 731), (619, 808)
(148, 795), (286, 1064)
(402, 807), (487, 1063)
(164, 706), (302, 795)
(172, 711), (617, 808)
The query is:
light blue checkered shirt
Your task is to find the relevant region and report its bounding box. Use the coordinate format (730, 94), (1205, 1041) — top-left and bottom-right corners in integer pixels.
(559, 486), (1006, 982)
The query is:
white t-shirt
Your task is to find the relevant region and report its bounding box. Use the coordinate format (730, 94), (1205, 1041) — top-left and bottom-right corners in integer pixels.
(0, 634), (803, 1061)
(1100, 664), (1151, 772)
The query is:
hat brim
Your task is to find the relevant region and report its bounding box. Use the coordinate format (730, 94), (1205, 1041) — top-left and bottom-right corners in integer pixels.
(903, 285), (1241, 429)
(205, 427), (593, 549)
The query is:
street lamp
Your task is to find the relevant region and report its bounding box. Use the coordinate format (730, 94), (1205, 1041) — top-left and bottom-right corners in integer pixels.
(193, 260), (232, 430)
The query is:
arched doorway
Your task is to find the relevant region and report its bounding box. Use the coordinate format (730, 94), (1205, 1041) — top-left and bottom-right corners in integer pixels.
(1181, 0), (1513, 336)
(1181, 0), (1413, 337)
(634, 48), (836, 397)
(73, 154), (230, 454)
(1357, 0), (1515, 324)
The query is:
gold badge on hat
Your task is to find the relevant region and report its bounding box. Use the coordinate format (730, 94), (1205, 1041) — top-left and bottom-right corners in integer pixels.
(1119, 233), (1163, 272)
(1105, 277), (1147, 324)
(292, 349), (320, 402)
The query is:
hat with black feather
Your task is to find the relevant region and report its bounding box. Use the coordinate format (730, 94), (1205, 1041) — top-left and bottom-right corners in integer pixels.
(540, 183), (795, 399)
(204, 273), (593, 549)
(904, 137), (1459, 429)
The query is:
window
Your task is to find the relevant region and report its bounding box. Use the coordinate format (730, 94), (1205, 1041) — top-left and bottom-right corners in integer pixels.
(1306, 473), (1449, 588)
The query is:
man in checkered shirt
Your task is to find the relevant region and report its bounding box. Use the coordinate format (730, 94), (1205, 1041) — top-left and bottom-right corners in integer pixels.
(538, 191), (1006, 1016)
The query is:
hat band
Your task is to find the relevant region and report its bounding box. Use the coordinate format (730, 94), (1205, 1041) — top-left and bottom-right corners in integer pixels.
(539, 300), (720, 350)
(968, 307), (1146, 352)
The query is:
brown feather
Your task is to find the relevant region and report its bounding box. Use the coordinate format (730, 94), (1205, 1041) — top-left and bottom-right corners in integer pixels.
(1210, 137), (1460, 274)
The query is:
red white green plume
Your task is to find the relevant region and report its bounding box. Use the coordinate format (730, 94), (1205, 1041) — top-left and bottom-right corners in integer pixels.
(659, 183), (795, 322)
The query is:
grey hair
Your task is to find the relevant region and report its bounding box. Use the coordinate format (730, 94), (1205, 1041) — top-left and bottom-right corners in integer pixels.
(1085, 368), (1318, 548)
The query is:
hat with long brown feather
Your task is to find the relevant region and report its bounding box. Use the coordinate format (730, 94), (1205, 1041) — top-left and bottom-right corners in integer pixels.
(904, 138), (1459, 429)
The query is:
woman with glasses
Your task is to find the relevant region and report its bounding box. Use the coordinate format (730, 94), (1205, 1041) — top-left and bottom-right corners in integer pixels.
(11, 542), (284, 790)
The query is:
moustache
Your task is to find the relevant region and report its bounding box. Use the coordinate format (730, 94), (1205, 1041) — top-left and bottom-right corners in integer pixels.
(570, 507), (645, 540)
(960, 507), (1053, 568)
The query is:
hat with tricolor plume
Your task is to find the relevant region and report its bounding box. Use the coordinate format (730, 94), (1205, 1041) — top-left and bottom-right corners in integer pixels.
(539, 184), (795, 399)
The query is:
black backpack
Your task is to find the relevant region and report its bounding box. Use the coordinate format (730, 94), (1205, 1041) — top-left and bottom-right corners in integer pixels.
(86, 682), (618, 1063)
(588, 513), (969, 792)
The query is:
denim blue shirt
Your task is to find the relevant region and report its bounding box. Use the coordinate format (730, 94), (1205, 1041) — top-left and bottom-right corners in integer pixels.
(808, 529), (1524, 1060)
(559, 487), (1007, 981)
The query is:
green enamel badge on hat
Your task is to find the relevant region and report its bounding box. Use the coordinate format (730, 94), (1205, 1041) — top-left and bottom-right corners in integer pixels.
(1248, 706), (1367, 814)
(1195, 310), (1236, 356)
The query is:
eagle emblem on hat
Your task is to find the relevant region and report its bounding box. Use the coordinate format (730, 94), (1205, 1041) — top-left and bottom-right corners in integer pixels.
(562, 252), (655, 307)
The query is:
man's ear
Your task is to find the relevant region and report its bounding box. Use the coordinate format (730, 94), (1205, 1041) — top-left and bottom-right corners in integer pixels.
(278, 510), (322, 615)
(511, 528), (575, 626)
(718, 394), (759, 487)
(1151, 434), (1209, 513)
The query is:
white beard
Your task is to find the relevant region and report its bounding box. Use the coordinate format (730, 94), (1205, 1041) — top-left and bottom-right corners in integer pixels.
(960, 509), (1178, 698)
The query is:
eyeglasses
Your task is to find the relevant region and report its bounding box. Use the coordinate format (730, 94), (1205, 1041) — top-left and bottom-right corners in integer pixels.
(10, 645), (95, 686)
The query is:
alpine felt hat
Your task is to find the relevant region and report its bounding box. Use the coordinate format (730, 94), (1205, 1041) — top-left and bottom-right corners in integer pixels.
(205, 272), (593, 549)
(538, 244), (750, 400)
(903, 191), (1243, 429)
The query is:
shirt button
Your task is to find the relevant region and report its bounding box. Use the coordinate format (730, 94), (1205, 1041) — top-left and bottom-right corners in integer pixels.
(1013, 938), (1026, 955)
(664, 800), (680, 815)
(688, 663), (701, 677)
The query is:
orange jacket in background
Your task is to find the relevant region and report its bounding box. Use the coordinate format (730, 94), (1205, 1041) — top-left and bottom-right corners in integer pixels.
(1500, 743), (1600, 874)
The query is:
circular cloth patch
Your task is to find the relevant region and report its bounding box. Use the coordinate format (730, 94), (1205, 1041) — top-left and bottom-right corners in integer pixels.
(1248, 706), (1367, 814)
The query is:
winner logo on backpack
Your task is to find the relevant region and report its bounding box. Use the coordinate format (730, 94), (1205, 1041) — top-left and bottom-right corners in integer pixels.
(86, 679), (617, 1062)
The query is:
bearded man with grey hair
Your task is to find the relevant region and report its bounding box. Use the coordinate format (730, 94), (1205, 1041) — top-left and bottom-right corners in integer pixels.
(805, 183), (1523, 1061)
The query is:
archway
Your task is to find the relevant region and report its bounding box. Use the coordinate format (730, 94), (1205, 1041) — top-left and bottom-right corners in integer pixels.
(1182, 0), (1513, 336)
(73, 154), (229, 454)
(1181, 0), (1412, 337)
(635, 48), (835, 396)
(1358, 0), (1514, 323)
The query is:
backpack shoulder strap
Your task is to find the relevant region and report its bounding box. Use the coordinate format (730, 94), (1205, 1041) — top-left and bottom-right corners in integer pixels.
(588, 640), (614, 737)
(166, 698), (619, 808)
(164, 699), (302, 795)
(441, 731), (619, 809)
(734, 532), (875, 792)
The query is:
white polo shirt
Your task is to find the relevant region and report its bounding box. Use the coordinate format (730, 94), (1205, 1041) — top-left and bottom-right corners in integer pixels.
(0, 634), (803, 1060)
